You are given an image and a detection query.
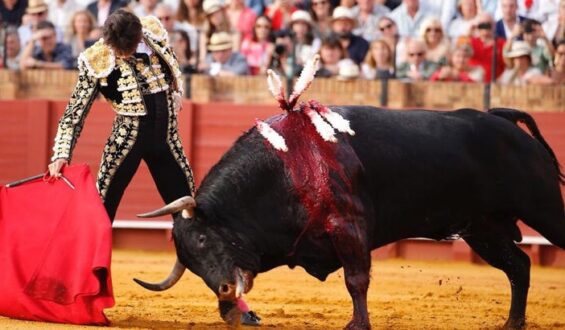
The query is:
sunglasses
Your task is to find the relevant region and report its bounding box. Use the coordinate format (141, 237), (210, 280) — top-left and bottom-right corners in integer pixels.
(312, 0), (328, 5)
(158, 16), (171, 21)
(255, 24), (271, 29)
(39, 34), (55, 41)
(426, 27), (442, 33)
(409, 52), (424, 57)
(379, 23), (393, 32)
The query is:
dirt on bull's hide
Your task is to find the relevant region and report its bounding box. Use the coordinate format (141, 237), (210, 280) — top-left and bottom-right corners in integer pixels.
(1, 250), (564, 329)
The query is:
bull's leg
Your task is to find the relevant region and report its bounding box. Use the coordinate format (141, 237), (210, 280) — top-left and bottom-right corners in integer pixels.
(463, 224), (530, 330)
(327, 215), (371, 330)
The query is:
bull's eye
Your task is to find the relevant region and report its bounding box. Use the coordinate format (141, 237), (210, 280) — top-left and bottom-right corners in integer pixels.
(197, 234), (206, 247)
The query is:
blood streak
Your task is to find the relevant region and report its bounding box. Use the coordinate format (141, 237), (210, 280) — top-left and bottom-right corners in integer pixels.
(265, 103), (363, 251)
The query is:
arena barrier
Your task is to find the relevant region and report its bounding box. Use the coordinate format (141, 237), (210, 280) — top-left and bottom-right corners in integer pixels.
(1, 100), (564, 266)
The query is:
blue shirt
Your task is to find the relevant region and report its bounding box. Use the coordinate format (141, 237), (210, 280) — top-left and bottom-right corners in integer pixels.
(33, 43), (75, 70)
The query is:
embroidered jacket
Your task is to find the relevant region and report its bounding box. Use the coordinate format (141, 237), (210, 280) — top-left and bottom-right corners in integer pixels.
(51, 16), (183, 161)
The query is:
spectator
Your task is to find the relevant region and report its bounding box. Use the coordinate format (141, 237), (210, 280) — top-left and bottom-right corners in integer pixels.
(316, 35), (347, 77)
(498, 40), (545, 84)
(0, 25), (21, 69)
(156, 1), (199, 60)
(176, 0), (206, 31)
(199, 0), (240, 70)
(1, 0), (29, 26)
(504, 19), (554, 73)
(494, 0), (555, 22)
(175, 0), (203, 57)
(361, 38), (395, 79)
(20, 20), (74, 69)
(290, 10), (321, 66)
(448, 0), (479, 41)
(267, 28), (301, 77)
(48, 0), (82, 32)
(495, 0), (525, 39)
(330, 6), (369, 64)
(396, 38), (438, 80)
(265, 0), (297, 31)
(544, 0), (565, 46)
(240, 15), (275, 75)
(419, 17), (450, 65)
(170, 29), (197, 73)
(352, 0), (386, 42)
(132, 0), (159, 18)
(203, 31), (249, 76)
(226, 0), (256, 42)
(548, 39), (565, 83)
(19, 0), (64, 46)
(310, 0), (334, 38)
(377, 15), (407, 66)
(336, 58), (360, 80)
(430, 43), (484, 82)
(389, 0), (431, 38)
(86, 0), (127, 27)
(65, 9), (96, 59)
(468, 12), (505, 82)
(420, 0), (457, 31)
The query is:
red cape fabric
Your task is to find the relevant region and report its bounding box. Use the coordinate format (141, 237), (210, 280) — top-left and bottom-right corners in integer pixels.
(0, 164), (114, 325)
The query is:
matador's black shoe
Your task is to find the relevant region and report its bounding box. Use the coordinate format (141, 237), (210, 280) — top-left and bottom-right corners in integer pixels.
(241, 310), (261, 326)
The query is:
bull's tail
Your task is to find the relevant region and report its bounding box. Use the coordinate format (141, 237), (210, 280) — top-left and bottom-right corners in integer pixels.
(488, 108), (565, 185)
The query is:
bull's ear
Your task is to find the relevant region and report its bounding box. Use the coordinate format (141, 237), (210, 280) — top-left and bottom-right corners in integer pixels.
(137, 196), (196, 218)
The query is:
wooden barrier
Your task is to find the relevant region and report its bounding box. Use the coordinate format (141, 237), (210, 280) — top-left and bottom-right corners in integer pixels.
(1, 99), (564, 265)
(1, 71), (564, 112)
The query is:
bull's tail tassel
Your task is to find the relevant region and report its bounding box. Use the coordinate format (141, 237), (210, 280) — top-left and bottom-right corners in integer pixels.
(262, 55), (355, 151)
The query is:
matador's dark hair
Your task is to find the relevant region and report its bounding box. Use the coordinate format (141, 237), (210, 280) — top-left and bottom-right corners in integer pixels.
(102, 9), (142, 54)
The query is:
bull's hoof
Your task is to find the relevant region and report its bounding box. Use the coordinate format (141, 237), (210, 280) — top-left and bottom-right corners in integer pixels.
(503, 318), (526, 329)
(344, 320), (371, 330)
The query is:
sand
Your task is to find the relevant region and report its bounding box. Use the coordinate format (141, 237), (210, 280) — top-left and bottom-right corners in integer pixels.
(1, 249), (564, 329)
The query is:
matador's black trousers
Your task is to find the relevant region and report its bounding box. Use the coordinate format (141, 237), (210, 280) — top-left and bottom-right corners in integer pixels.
(103, 91), (191, 221)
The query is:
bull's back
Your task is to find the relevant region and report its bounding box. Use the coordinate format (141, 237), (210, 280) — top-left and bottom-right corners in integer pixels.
(333, 106), (559, 243)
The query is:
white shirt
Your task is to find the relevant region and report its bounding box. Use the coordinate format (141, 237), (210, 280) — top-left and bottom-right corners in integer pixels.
(389, 3), (431, 38)
(47, 0), (83, 31)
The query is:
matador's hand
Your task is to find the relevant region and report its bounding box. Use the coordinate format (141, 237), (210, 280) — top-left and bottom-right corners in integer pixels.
(48, 159), (68, 178)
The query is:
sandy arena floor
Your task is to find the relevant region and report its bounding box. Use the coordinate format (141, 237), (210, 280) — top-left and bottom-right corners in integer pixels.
(1, 249), (564, 330)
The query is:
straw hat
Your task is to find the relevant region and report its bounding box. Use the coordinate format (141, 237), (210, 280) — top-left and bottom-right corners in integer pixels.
(290, 10), (313, 26)
(332, 6), (356, 24)
(208, 32), (233, 51)
(336, 60), (360, 81)
(203, 0), (224, 15)
(26, 0), (48, 14)
(506, 41), (532, 58)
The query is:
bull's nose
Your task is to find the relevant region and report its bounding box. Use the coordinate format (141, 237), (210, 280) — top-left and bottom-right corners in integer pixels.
(218, 282), (235, 300)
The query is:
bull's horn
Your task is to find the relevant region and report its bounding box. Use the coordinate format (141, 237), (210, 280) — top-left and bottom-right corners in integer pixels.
(133, 259), (185, 291)
(137, 196), (196, 218)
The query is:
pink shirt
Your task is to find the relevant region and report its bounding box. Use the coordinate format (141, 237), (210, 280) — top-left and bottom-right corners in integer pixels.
(235, 8), (257, 42)
(240, 38), (270, 75)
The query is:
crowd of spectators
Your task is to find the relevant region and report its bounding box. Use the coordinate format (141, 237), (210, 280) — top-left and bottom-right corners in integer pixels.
(1, 0), (564, 85)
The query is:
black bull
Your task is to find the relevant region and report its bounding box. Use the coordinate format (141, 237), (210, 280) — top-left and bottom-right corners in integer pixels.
(135, 106), (565, 329)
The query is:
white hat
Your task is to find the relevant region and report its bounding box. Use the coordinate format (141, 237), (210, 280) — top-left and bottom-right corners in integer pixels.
(336, 59), (360, 80)
(506, 41), (532, 58)
(208, 32), (233, 51)
(290, 10), (313, 26)
(203, 0), (224, 15)
(332, 6), (356, 24)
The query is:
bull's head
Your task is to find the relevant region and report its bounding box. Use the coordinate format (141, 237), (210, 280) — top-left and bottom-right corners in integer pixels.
(133, 196), (257, 324)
